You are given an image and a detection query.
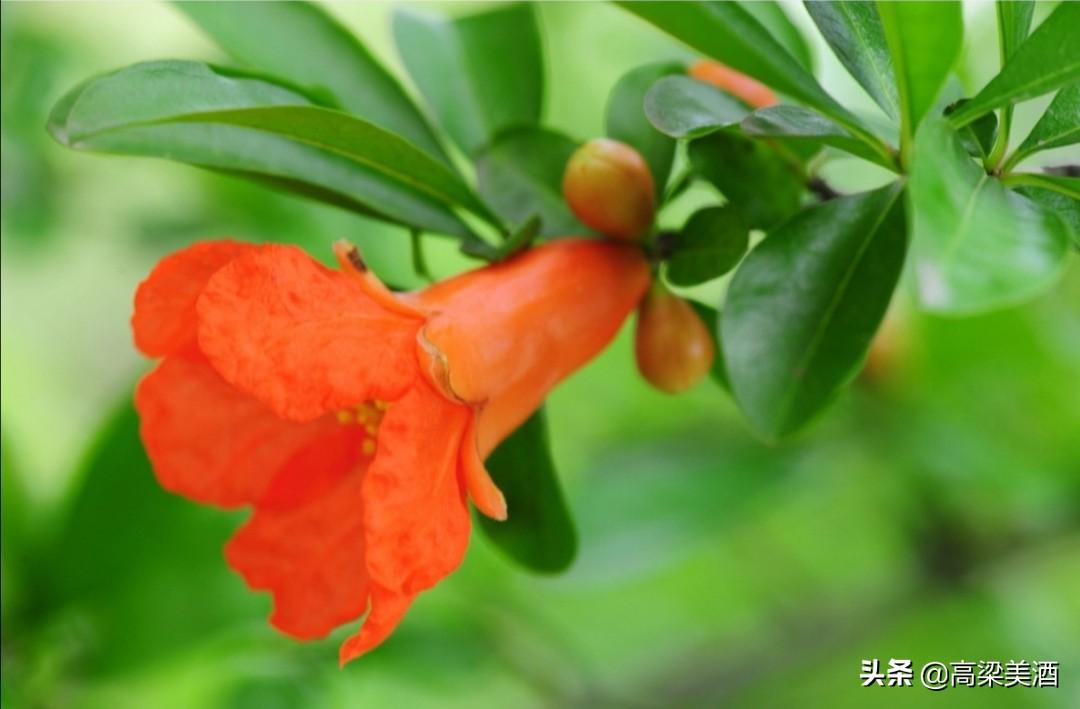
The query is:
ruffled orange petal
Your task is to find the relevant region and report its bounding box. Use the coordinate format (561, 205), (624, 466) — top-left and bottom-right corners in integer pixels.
(133, 240), (254, 357)
(135, 352), (336, 508)
(226, 424), (370, 640)
(362, 379), (471, 596)
(339, 586), (416, 665)
(196, 244), (422, 421)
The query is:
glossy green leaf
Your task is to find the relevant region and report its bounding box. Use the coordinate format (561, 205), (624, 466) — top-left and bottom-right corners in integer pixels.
(989, 0), (1033, 162)
(41, 398), (255, 672)
(910, 119), (1070, 313)
(1015, 185), (1080, 249)
(740, 1), (814, 71)
(666, 206), (748, 286)
(688, 130), (804, 230)
(805, 1), (898, 119)
(997, 0), (1034, 61)
(48, 61), (495, 238)
(618, 1), (873, 141)
(393, 3), (542, 157)
(722, 183), (907, 440)
(478, 408), (577, 574)
(877, 1), (963, 148)
(1003, 172), (1080, 200)
(687, 301), (731, 392)
(176, 1), (450, 164)
(944, 99), (999, 159)
(475, 127), (585, 238)
(1006, 83), (1080, 169)
(948, 2), (1080, 127)
(644, 75), (750, 140)
(606, 62), (683, 197)
(742, 104), (897, 169)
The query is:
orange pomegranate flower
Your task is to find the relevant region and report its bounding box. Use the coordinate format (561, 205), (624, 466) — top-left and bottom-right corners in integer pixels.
(689, 59), (778, 109)
(132, 238), (649, 664)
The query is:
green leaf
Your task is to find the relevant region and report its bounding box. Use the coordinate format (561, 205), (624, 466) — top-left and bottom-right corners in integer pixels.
(877, 0), (963, 150)
(493, 215), (542, 262)
(1014, 185), (1080, 249)
(478, 408), (577, 574)
(805, 1), (898, 119)
(740, 1), (814, 71)
(48, 61), (495, 238)
(175, 1), (450, 165)
(1002, 172), (1080, 200)
(40, 397), (256, 672)
(606, 62), (683, 197)
(393, 3), (542, 157)
(909, 118), (1070, 313)
(1006, 83), (1080, 169)
(742, 104), (897, 169)
(722, 183), (907, 440)
(947, 2), (1080, 127)
(475, 127), (585, 239)
(944, 99), (999, 160)
(988, 0), (1033, 165)
(666, 206), (748, 286)
(687, 301), (731, 392)
(997, 0), (1034, 61)
(688, 130), (804, 230)
(618, 1), (875, 141)
(644, 75), (750, 139)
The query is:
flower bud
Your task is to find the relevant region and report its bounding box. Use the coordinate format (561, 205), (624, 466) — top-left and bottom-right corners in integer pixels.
(689, 60), (777, 109)
(634, 285), (715, 394)
(562, 138), (655, 242)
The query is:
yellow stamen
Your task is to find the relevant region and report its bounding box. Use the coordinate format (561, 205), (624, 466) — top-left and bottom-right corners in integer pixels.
(336, 410), (354, 424)
(362, 439), (376, 456)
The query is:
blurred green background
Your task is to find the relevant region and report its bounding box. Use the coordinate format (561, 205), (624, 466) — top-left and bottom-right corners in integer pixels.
(2, 2), (1078, 707)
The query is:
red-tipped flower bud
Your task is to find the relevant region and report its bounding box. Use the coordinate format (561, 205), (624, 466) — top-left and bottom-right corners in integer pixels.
(634, 284), (715, 394)
(562, 138), (655, 242)
(689, 60), (778, 109)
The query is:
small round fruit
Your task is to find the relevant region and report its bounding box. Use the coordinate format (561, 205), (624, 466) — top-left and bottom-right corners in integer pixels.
(562, 138), (655, 242)
(635, 285), (715, 394)
(689, 60), (777, 109)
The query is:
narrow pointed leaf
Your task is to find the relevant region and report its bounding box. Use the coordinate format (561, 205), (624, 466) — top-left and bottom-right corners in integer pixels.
(475, 127), (585, 238)
(393, 4), (542, 157)
(48, 61), (496, 238)
(997, 0), (1034, 61)
(742, 104), (897, 169)
(176, 1), (451, 165)
(805, 1), (898, 118)
(478, 408), (577, 574)
(1004, 172), (1080, 201)
(606, 62), (683, 196)
(740, 1), (814, 71)
(910, 119), (1070, 313)
(877, 1), (963, 146)
(722, 183), (907, 440)
(1008, 83), (1080, 168)
(645, 75), (750, 139)
(948, 2), (1080, 127)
